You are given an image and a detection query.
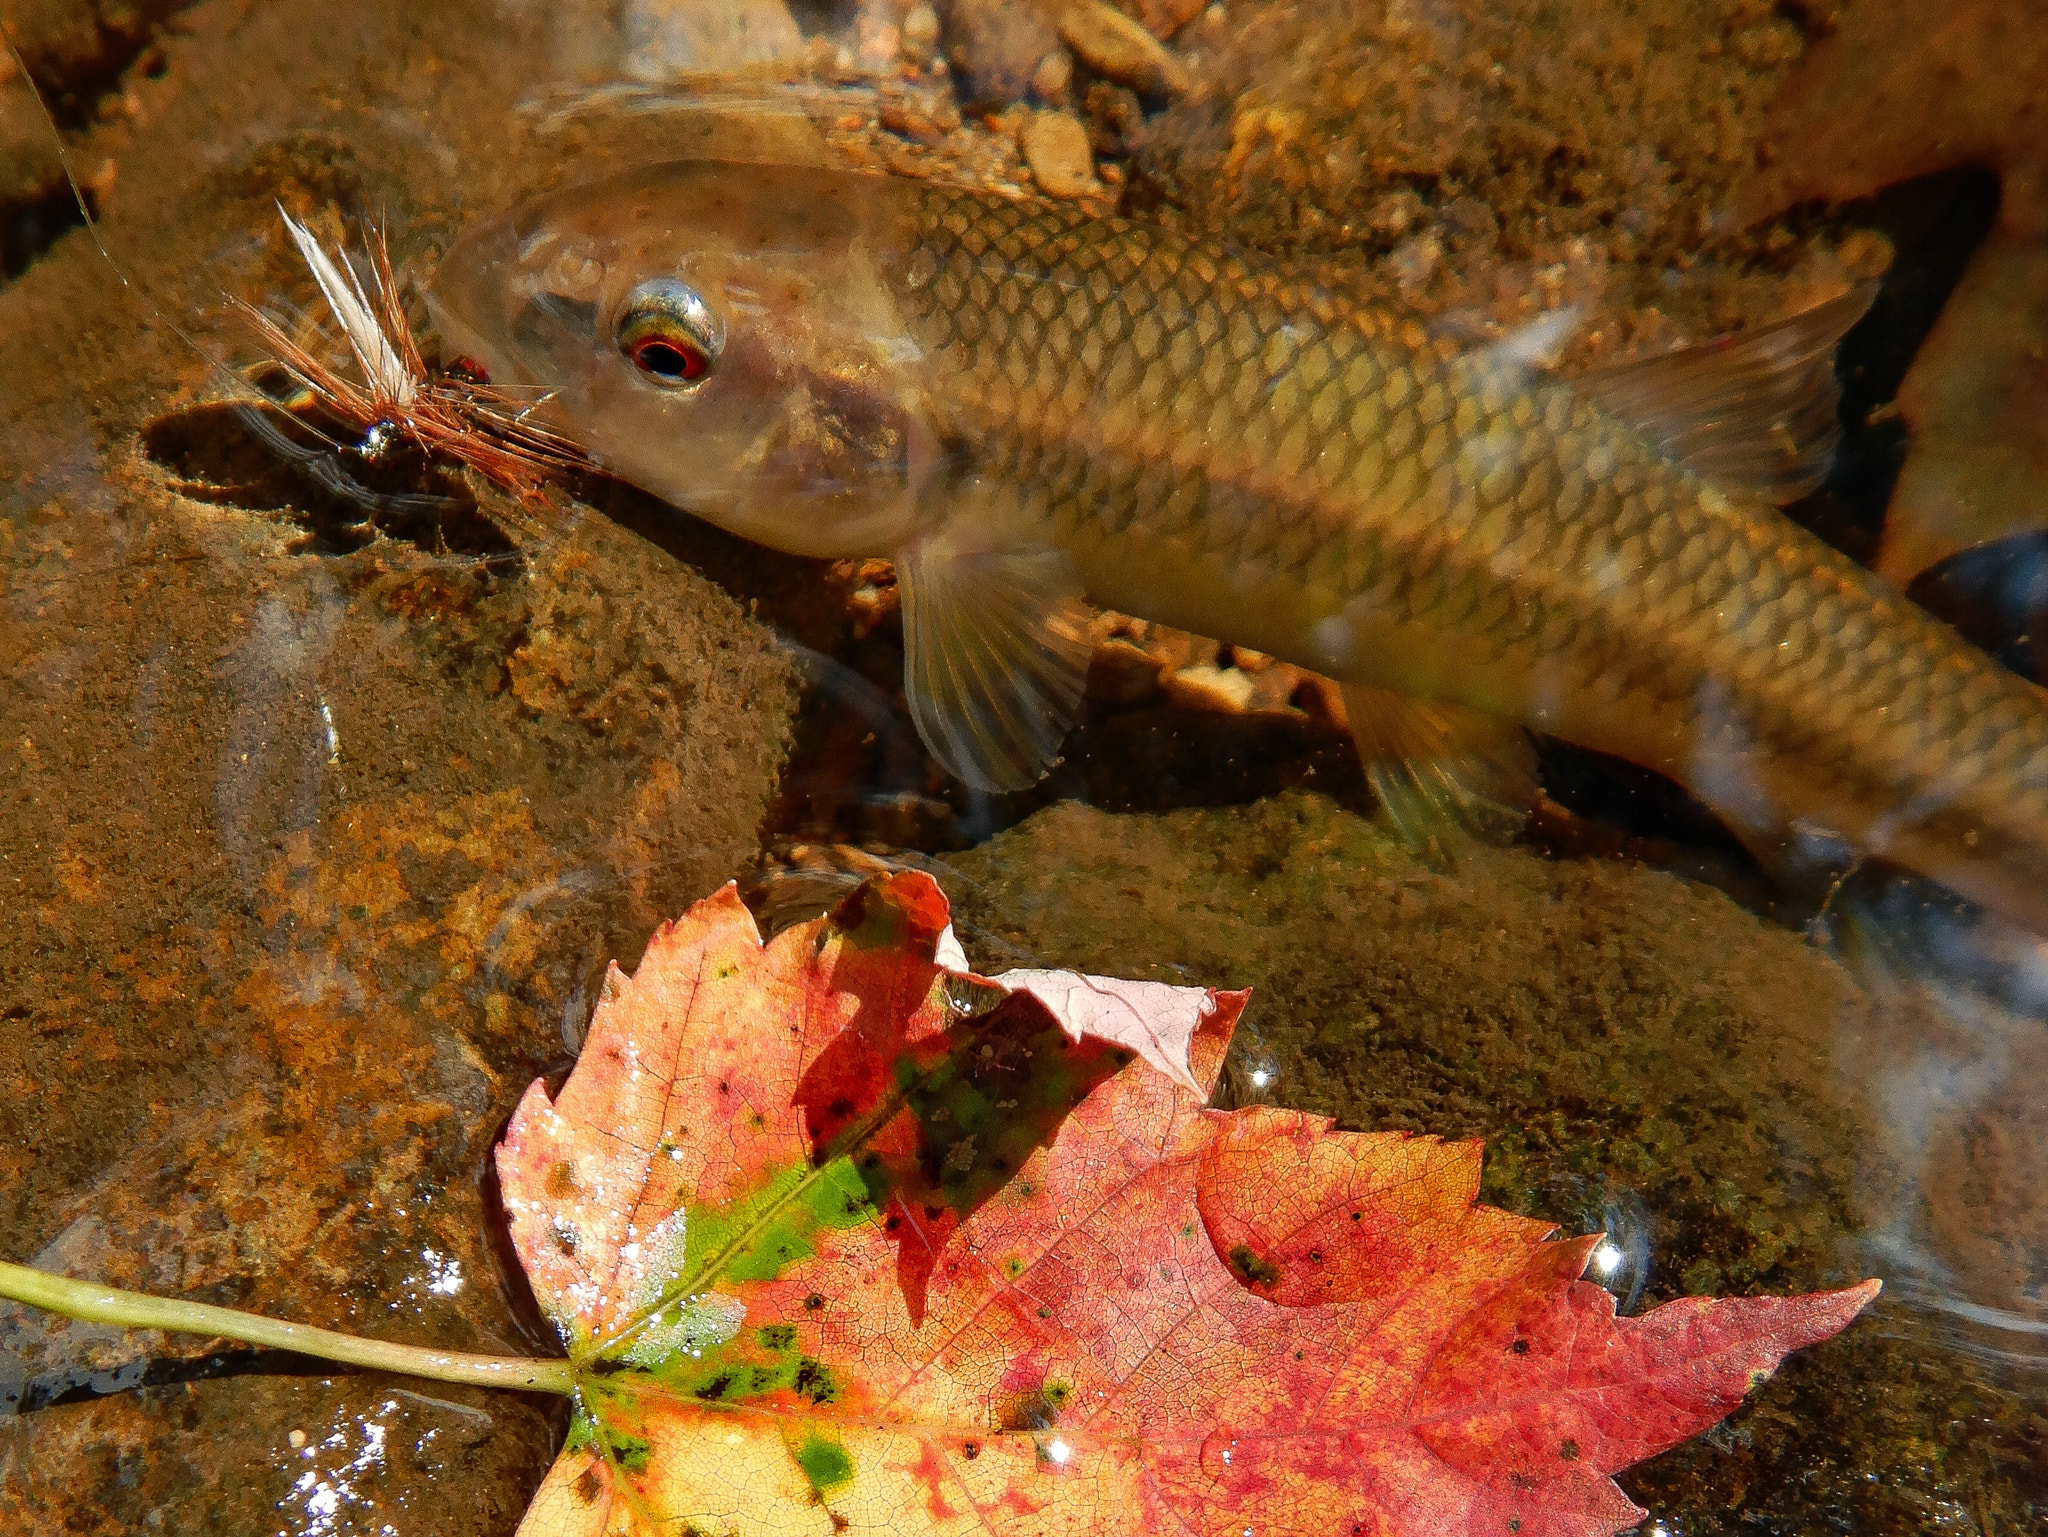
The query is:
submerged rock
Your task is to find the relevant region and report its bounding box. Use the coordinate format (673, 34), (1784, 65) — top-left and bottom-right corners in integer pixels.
(0, 0), (798, 1524)
(621, 0), (808, 79)
(936, 0), (1063, 106)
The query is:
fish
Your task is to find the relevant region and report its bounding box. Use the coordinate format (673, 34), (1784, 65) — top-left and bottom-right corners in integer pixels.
(428, 159), (2048, 934)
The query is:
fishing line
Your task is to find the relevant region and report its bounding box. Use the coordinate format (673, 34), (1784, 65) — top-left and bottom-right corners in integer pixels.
(1, 16), (579, 573)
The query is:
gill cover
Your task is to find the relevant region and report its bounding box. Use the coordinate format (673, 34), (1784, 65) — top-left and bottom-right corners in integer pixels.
(428, 159), (940, 558)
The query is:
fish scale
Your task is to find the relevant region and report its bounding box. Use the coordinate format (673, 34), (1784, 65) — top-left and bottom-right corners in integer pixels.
(895, 182), (2048, 923)
(433, 161), (2048, 931)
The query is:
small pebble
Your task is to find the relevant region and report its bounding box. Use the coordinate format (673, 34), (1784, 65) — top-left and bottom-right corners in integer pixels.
(1032, 48), (1074, 104)
(880, 91), (961, 144)
(1388, 231), (1443, 292)
(287, 1428), (308, 1450)
(856, 19), (902, 72)
(902, 4), (941, 61)
(1127, 0), (1208, 35)
(1020, 109), (1096, 198)
(1054, 0), (1190, 96)
(1162, 663), (1256, 713)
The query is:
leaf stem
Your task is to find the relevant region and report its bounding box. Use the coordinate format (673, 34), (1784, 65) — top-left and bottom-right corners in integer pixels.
(0, 1261), (576, 1396)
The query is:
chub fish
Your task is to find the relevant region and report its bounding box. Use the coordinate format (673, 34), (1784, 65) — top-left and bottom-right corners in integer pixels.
(429, 160), (2048, 933)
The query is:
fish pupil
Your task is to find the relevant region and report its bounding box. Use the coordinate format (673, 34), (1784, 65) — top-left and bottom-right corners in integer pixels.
(630, 337), (705, 382)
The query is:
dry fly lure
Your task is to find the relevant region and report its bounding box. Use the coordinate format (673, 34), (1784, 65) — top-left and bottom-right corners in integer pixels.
(237, 208), (587, 500)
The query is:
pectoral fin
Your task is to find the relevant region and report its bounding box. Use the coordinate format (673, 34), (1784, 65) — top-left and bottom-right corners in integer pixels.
(1571, 283), (1878, 504)
(897, 532), (1094, 792)
(1340, 684), (1538, 844)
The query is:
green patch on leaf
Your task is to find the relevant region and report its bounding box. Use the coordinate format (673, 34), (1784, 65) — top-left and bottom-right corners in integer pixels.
(758, 1323), (797, 1351)
(1229, 1244), (1282, 1288)
(678, 1155), (876, 1293)
(794, 1432), (856, 1494)
(609, 1432), (653, 1474)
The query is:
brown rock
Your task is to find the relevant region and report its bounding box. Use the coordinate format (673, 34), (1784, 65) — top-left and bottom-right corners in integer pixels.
(1020, 107), (1096, 197)
(1161, 661), (1255, 713)
(935, 0), (1061, 106)
(1116, 0), (1206, 38)
(880, 88), (963, 145)
(1031, 46), (1075, 104)
(0, 1), (800, 1524)
(621, 0), (807, 79)
(1088, 637), (1164, 705)
(901, 3), (942, 65)
(1053, 0), (1190, 96)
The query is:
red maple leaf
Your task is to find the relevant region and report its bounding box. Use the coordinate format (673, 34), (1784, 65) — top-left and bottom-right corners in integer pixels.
(497, 873), (1875, 1536)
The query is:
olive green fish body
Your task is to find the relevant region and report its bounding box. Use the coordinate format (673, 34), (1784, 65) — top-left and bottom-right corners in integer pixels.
(886, 185), (2048, 928)
(430, 164), (2048, 932)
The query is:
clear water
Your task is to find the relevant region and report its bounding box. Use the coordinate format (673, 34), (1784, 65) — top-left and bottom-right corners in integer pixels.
(0, 1), (2041, 1531)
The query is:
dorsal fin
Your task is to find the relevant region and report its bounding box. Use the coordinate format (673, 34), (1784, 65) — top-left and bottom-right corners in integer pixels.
(1571, 283), (1878, 504)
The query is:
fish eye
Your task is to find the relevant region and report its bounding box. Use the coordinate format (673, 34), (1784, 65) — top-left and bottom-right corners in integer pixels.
(616, 278), (723, 389)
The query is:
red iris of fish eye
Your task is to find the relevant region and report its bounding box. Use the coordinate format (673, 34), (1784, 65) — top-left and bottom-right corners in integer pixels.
(630, 337), (708, 382)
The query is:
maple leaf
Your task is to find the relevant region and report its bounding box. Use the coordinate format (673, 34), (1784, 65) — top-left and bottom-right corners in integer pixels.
(497, 873), (1876, 1537)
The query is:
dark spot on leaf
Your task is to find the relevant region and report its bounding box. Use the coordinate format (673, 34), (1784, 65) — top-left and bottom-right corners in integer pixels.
(885, 1214), (902, 1232)
(1350, 1211), (1362, 1221)
(962, 1441), (981, 1460)
(1509, 1521), (1522, 1533)
(1560, 1438), (1579, 1461)
(1511, 1338), (1530, 1355)
(830, 1514), (849, 1533)
(759, 1324), (797, 1351)
(794, 1357), (840, 1405)
(804, 1293), (826, 1311)
(1228, 1244), (1282, 1288)
(695, 1370), (738, 1401)
(997, 1381), (1069, 1431)
(1294, 1350), (1304, 1360)
(573, 1468), (602, 1504)
(719, 1080), (730, 1093)
(923, 1204), (945, 1221)
(1309, 1250), (1323, 1263)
